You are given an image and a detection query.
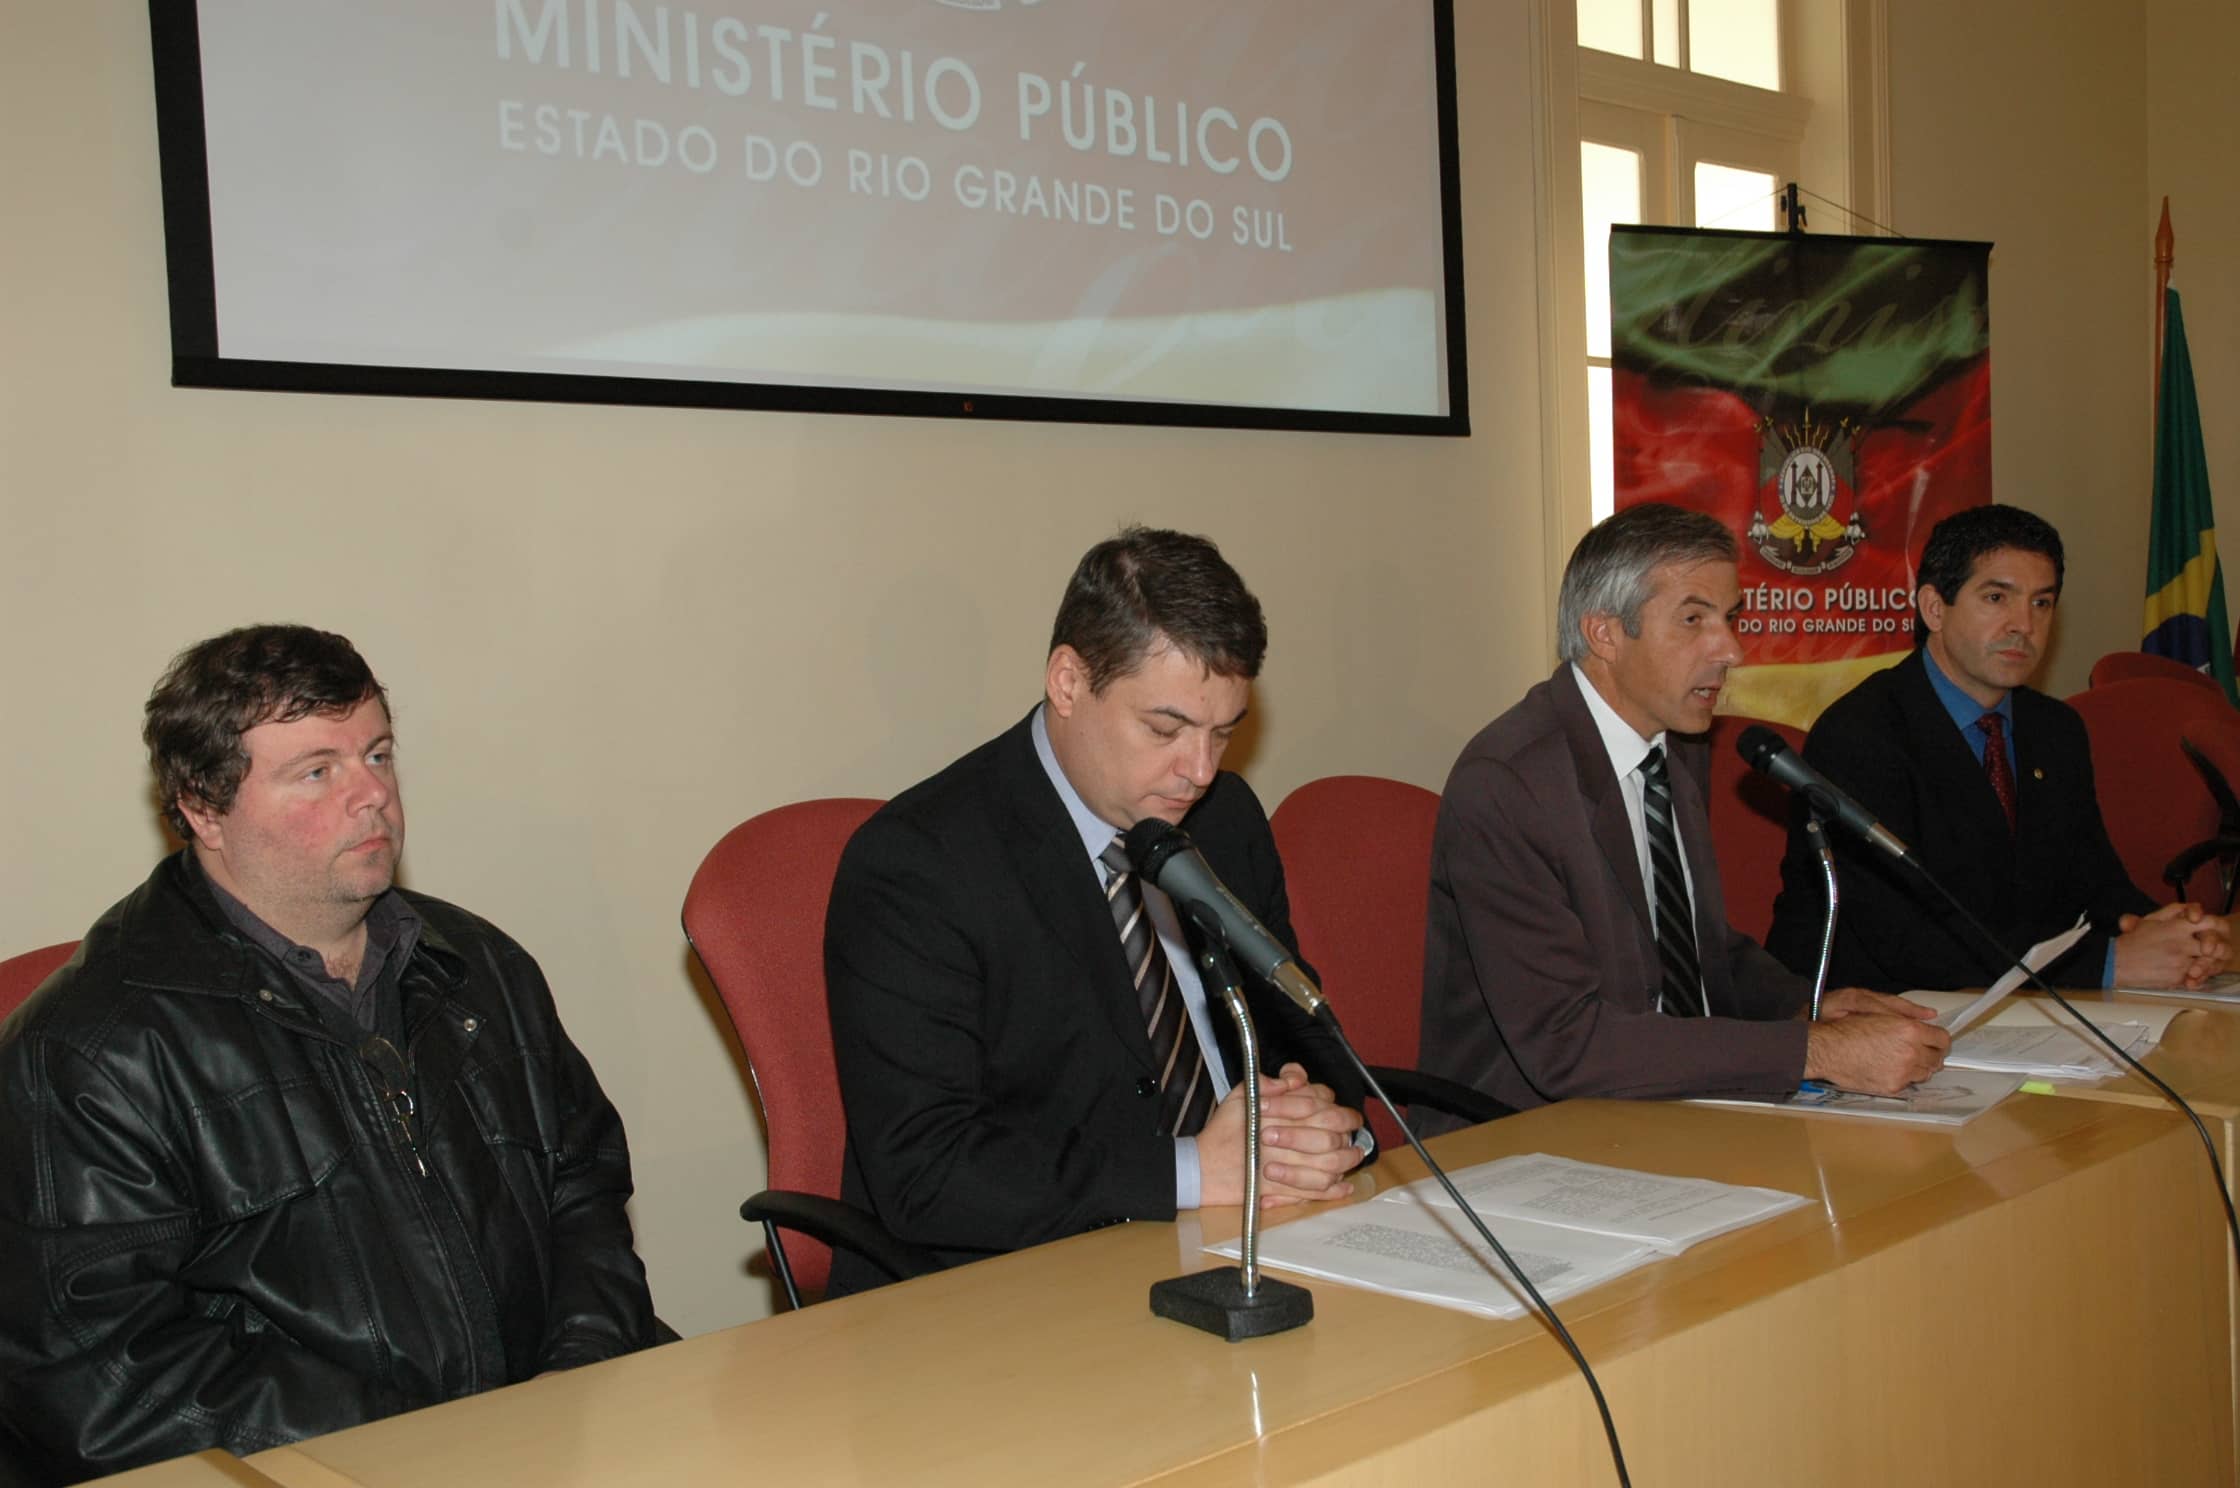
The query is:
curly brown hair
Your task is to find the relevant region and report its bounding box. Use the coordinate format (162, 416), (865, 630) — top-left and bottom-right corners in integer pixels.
(144, 625), (387, 837)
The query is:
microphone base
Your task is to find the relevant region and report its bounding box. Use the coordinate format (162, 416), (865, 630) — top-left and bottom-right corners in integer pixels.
(1150, 1266), (1314, 1341)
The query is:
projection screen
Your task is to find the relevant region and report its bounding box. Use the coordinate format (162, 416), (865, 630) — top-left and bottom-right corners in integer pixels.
(149, 1), (1469, 435)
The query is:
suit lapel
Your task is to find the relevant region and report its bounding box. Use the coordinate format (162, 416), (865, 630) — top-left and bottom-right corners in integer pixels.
(1552, 668), (1655, 938)
(989, 716), (1157, 1077)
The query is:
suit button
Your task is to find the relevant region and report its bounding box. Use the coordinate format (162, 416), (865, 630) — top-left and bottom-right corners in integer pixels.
(1135, 1077), (1156, 1098)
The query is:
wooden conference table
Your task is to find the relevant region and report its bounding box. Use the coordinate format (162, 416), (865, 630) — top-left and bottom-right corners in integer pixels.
(100, 1091), (2231, 1488)
(2019, 990), (2240, 1472)
(2030, 987), (2240, 1147)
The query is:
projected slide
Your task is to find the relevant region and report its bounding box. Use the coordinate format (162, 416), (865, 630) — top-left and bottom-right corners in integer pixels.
(159, 1), (1466, 430)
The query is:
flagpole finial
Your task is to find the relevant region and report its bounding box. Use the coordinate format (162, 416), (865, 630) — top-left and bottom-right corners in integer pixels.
(2157, 197), (2174, 275)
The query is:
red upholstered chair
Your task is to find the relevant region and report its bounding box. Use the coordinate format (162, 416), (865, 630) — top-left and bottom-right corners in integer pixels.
(1269, 776), (1512, 1152)
(2089, 649), (2228, 696)
(2163, 724), (2240, 912)
(682, 799), (934, 1308)
(0, 941), (77, 1025)
(1704, 716), (1805, 944)
(2066, 679), (2232, 906)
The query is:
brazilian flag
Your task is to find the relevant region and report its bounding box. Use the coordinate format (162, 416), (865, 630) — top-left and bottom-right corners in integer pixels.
(2145, 287), (2237, 703)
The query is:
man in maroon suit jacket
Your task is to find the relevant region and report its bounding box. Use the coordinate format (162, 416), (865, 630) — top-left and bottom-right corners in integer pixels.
(1417, 505), (1948, 1114)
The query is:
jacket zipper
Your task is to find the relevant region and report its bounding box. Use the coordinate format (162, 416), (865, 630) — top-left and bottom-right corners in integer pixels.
(359, 1035), (430, 1178)
(383, 1086), (429, 1178)
(353, 1038), (487, 1393)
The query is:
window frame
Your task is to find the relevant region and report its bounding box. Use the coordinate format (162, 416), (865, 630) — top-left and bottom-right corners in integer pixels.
(1530, 0), (1890, 611)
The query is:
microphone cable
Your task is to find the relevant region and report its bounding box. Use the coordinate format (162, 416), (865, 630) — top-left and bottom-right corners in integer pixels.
(1318, 1007), (1632, 1488)
(1914, 874), (2240, 1276)
(1734, 726), (2240, 1272)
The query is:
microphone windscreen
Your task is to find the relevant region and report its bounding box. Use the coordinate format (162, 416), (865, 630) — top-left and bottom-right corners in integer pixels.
(1124, 817), (1190, 879)
(1735, 724), (1785, 771)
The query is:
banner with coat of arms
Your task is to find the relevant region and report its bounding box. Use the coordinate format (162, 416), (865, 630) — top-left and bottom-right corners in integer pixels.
(1609, 226), (1993, 728)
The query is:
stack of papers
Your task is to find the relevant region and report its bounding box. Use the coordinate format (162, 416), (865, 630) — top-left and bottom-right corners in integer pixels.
(1204, 1154), (1807, 1320)
(1907, 990), (2181, 1081)
(2118, 970), (2240, 1004)
(1694, 1069), (2023, 1125)
(1948, 1022), (2154, 1079)
(1389, 1152), (1812, 1249)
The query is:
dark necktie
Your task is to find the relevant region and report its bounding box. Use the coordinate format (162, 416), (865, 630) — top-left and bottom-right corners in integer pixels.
(1639, 746), (1707, 1017)
(1980, 712), (2017, 831)
(1100, 838), (1214, 1137)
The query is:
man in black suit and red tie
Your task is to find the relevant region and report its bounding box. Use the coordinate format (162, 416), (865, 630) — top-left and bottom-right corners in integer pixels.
(1766, 505), (2231, 991)
(823, 527), (1368, 1296)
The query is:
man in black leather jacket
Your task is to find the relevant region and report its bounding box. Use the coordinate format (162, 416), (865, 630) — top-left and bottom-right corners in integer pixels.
(0, 626), (656, 1484)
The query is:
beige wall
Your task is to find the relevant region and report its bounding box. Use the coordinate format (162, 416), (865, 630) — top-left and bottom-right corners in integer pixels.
(2149, 0), (2240, 596)
(1886, 0), (2154, 696)
(2, 0), (2224, 1337)
(0, 1), (1554, 1335)
(1887, 0), (2240, 694)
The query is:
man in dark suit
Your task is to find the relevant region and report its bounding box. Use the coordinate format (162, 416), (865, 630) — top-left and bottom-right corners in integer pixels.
(1766, 505), (2229, 991)
(824, 528), (1368, 1295)
(1419, 505), (1947, 1115)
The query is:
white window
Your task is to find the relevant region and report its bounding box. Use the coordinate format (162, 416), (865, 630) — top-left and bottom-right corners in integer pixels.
(1537, 0), (1889, 533)
(1579, 0), (1782, 88)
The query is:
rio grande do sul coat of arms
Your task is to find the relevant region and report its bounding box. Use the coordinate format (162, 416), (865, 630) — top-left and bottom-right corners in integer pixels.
(1747, 408), (1866, 576)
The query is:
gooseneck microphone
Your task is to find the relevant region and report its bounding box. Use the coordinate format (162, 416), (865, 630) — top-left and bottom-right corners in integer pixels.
(1123, 816), (1637, 1484)
(1123, 818), (1327, 1018)
(1738, 724), (2240, 1282)
(1734, 725), (1917, 866)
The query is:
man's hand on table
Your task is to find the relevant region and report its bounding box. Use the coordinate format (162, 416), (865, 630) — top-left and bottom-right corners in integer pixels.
(1803, 1006), (1950, 1095)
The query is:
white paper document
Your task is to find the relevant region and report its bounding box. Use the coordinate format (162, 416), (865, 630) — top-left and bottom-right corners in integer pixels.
(1205, 1154), (1809, 1320)
(1693, 1068), (2024, 1126)
(1207, 1205), (1655, 1321)
(1907, 989), (2180, 1080)
(2116, 970), (2240, 1005)
(1384, 1153), (1808, 1254)
(1933, 916), (2092, 1035)
(1947, 1023), (2153, 1079)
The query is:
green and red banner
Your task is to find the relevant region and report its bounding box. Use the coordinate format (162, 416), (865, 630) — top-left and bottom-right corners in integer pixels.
(1610, 226), (1992, 726)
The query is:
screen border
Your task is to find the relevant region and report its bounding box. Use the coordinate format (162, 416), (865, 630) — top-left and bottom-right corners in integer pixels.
(147, 2), (1471, 438)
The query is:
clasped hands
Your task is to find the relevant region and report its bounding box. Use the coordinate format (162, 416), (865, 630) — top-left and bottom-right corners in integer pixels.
(2114, 901), (2232, 990)
(1197, 1062), (1367, 1210)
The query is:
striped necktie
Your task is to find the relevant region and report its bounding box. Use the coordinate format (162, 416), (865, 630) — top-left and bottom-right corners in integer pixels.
(1100, 838), (1214, 1136)
(1639, 745), (1707, 1017)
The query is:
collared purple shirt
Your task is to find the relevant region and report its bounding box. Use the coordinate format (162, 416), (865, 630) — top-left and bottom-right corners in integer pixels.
(200, 859), (421, 1040)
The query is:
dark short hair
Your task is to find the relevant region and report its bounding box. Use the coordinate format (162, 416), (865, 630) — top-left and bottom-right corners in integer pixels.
(1557, 504), (1739, 663)
(1913, 505), (2065, 643)
(145, 625), (387, 837)
(1048, 527), (1267, 692)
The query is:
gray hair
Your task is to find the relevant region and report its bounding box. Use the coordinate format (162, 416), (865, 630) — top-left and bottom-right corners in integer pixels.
(1555, 504), (1738, 663)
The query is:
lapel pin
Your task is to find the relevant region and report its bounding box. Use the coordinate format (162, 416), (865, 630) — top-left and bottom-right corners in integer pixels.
(2031, 767), (2045, 780)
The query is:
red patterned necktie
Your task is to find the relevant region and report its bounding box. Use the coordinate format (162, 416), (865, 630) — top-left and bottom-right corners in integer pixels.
(1979, 712), (2017, 831)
